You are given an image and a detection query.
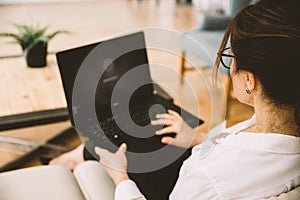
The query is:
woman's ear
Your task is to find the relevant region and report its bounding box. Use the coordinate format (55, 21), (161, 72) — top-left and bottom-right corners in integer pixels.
(246, 72), (256, 91)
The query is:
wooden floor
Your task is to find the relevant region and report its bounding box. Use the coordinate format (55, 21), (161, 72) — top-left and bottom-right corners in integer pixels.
(0, 0), (253, 169)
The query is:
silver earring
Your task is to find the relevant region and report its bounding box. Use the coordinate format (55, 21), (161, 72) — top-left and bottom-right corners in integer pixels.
(246, 88), (251, 94)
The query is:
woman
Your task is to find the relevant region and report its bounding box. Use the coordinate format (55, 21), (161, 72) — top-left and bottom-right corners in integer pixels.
(94, 0), (300, 199)
(51, 0), (300, 199)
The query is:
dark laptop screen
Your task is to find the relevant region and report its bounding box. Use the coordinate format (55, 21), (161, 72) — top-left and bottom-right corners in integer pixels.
(56, 32), (153, 124)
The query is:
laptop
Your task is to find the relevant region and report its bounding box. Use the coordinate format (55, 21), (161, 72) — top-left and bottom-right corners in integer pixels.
(56, 31), (204, 199)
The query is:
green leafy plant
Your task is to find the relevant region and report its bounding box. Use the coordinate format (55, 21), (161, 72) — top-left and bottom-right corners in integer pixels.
(0, 23), (68, 54)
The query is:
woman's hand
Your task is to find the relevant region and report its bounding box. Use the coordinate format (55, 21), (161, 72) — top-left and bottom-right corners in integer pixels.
(95, 143), (129, 186)
(151, 110), (205, 148)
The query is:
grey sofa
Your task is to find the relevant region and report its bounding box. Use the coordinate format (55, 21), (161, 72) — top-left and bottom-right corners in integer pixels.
(179, 0), (253, 76)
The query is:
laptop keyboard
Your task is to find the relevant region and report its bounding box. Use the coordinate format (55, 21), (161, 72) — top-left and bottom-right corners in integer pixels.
(86, 98), (202, 153)
(88, 102), (164, 142)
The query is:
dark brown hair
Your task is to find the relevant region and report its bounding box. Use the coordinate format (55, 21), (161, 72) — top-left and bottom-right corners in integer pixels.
(215, 0), (300, 135)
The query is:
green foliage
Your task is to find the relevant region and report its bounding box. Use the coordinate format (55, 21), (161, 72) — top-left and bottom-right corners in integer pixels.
(0, 23), (69, 52)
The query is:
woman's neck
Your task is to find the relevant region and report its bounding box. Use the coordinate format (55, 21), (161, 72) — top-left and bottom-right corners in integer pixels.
(246, 101), (297, 136)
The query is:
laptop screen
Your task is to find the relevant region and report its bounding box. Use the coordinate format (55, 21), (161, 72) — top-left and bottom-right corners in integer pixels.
(56, 32), (153, 124)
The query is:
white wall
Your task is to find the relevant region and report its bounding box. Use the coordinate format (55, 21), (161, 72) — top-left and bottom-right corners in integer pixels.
(192, 0), (228, 12)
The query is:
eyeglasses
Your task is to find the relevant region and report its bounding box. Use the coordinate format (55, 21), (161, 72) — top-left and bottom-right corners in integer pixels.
(217, 47), (237, 69)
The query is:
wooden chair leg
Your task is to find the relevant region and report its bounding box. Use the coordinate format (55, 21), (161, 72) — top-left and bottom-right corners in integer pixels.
(179, 51), (186, 83)
(179, 51), (186, 75)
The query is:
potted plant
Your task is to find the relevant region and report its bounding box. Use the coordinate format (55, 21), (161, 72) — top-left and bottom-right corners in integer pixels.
(0, 23), (68, 67)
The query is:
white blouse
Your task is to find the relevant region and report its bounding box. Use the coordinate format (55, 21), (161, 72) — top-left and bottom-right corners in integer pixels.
(115, 116), (300, 200)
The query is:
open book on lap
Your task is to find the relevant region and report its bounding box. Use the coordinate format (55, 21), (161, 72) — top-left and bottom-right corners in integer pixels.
(0, 161), (115, 200)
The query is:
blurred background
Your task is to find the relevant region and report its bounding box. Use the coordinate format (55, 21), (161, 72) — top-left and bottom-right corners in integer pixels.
(0, 0), (253, 171)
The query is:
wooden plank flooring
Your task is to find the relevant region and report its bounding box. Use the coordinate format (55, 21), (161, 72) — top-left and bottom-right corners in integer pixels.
(0, 0), (253, 169)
